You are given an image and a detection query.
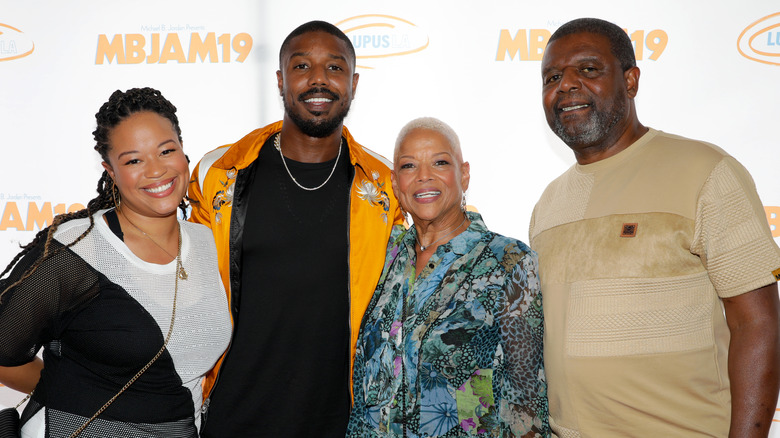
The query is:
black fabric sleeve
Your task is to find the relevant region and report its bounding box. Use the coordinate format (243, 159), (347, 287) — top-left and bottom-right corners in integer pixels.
(0, 240), (100, 365)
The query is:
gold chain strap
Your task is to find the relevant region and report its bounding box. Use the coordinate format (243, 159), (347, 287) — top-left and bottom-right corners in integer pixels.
(68, 229), (182, 438)
(14, 391), (33, 410)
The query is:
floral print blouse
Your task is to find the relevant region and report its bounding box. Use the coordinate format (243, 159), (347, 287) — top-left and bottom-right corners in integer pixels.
(347, 212), (549, 437)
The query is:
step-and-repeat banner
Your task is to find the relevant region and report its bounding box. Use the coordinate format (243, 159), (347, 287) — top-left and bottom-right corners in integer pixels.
(2, 0), (779, 431)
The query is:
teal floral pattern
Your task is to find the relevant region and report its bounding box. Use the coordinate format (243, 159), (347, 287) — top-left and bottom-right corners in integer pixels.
(347, 212), (549, 437)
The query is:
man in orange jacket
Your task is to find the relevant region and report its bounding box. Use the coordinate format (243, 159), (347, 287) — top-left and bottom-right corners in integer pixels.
(189, 20), (402, 437)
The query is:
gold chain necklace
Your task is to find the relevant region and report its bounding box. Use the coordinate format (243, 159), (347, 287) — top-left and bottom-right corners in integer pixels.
(274, 133), (343, 191)
(117, 208), (188, 280)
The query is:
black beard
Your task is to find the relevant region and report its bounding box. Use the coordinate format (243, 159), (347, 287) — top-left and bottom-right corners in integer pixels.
(284, 88), (351, 138)
(551, 96), (626, 149)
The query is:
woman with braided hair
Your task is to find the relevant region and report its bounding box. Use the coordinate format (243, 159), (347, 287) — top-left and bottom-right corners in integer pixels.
(0, 87), (231, 438)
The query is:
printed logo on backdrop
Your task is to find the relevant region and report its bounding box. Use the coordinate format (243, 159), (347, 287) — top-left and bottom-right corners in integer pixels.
(336, 15), (428, 69)
(0, 196), (84, 232)
(96, 24), (253, 64)
(737, 12), (780, 66)
(0, 23), (35, 62)
(767, 206), (780, 239)
(496, 24), (668, 61)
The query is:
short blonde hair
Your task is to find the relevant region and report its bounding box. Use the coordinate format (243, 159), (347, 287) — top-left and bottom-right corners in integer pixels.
(394, 117), (462, 163)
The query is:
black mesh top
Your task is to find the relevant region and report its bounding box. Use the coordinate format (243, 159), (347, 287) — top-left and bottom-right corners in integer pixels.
(0, 210), (231, 437)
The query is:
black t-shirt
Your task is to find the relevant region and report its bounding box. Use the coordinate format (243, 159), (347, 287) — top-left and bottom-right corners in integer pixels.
(202, 137), (352, 437)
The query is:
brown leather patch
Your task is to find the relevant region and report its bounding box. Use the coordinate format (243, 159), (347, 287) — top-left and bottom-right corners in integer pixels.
(620, 223), (638, 237)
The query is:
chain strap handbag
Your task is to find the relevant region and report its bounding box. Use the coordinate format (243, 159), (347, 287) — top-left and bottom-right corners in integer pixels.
(0, 392), (31, 438)
(66, 234), (183, 438)
(1, 229), (184, 438)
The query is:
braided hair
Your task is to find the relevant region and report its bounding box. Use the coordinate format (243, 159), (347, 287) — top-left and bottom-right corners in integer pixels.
(0, 87), (186, 302)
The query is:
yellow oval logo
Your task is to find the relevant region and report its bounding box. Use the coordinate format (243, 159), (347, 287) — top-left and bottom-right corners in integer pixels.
(0, 23), (35, 62)
(336, 15), (429, 69)
(737, 12), (780, 66)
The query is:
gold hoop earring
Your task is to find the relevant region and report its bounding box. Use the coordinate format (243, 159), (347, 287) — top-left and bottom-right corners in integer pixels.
(112, 180), (121, 209)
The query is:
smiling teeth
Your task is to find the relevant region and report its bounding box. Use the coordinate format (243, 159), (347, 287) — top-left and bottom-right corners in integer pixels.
(414, 191), (440, 199)
(562, 104), (589, 112)
(305, 97), (332, 103)
(145, 181), (173, 194)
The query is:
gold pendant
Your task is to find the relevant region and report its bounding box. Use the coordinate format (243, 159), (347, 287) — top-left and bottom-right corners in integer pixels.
(178, 265), (188, 280)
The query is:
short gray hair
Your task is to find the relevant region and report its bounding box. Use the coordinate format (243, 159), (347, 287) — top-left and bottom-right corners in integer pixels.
(394, 117), (462, 163)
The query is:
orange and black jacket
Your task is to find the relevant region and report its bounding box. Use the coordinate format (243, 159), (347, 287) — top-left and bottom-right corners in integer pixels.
(188, 120), (403, 405)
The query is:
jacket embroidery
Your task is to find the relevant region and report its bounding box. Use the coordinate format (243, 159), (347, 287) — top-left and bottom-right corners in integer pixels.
(356, 171), (391, 224)
(212, 167), (237, 224)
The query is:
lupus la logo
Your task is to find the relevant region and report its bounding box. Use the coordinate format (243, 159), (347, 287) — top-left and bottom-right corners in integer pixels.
(738, 12), (780, 66)
(0, 23), (35, 62)
(336, 15), (428, 69)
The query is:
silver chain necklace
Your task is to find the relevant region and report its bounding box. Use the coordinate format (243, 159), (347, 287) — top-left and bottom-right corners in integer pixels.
(417, 214), (468, 251)
(274, 133), (343, 191)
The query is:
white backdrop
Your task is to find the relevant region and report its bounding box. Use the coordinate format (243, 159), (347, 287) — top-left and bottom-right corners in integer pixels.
(1, 0), (779, 431)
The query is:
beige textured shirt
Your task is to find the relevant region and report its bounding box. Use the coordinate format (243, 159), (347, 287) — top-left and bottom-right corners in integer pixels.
(530, 129), (780, 437)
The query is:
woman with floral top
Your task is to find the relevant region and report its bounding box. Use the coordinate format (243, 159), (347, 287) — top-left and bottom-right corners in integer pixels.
(346, 117), (549, 437)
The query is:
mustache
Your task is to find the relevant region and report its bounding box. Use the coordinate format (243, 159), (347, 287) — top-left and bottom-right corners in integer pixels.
(554, 95), (593, 114)
(298, 87), (339, 102)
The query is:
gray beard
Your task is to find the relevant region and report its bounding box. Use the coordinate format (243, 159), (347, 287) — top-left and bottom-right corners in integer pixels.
(552, 99), (625, 148)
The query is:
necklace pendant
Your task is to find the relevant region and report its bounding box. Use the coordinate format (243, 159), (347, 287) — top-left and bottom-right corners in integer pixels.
(178, 266), (188, 280)
(415, 214), (468, 253)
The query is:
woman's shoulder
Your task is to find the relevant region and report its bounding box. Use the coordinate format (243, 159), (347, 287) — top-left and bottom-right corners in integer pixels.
(51, 213), (99, 245)
(180, 220), (219, 258)
(181, 220), (217, 244)
(488, 232), (534, 256)
(466, 213), (533, 256)
(481, 229), (537, 273)
(180, 219), (214, 237)
(389, 223), (408, 239)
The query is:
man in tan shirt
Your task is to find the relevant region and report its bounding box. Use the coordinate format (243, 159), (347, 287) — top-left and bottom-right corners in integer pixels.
(530, 17), (780, 437)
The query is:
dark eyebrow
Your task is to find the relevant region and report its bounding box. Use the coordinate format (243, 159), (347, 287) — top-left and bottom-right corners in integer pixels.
(328, 53), (347, 63)
(117, 150), (139, 160)
(542, 55), (604, 75)
(157, 139), (177, 148)
(289, 51), (348, 63)
(575, 55), (602, 64)
(289, 51), (310, 60)
(116, 139), (176, 160)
